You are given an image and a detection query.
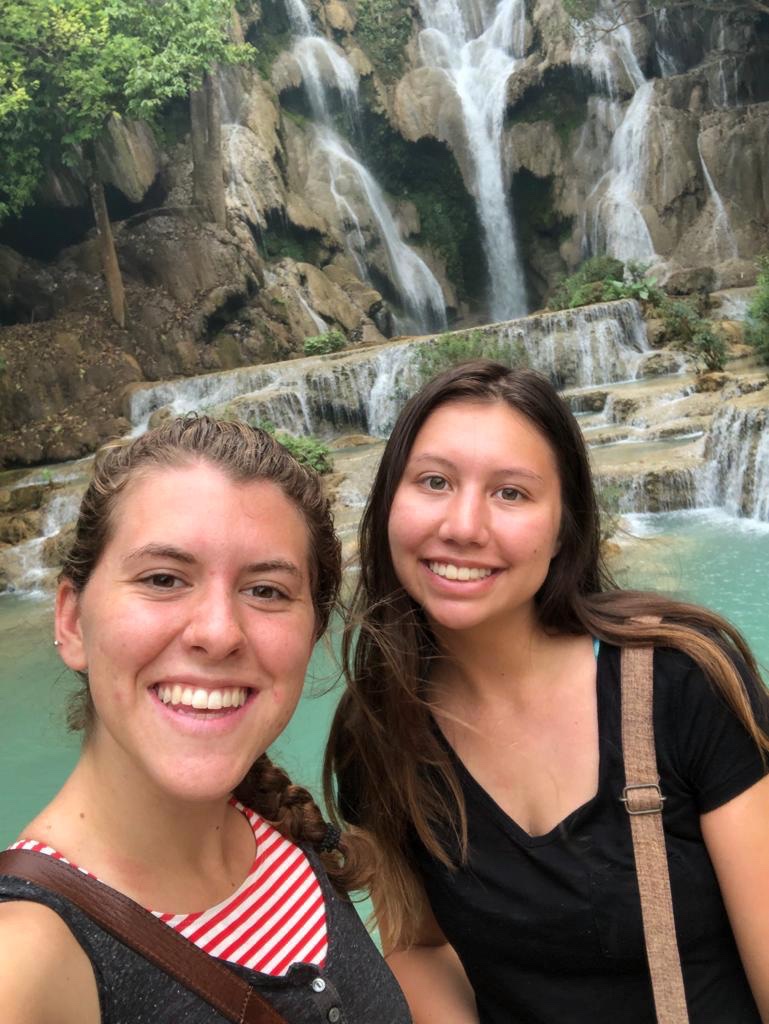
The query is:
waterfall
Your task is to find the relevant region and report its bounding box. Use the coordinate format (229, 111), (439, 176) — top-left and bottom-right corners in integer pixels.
(697, 405), (769, 521)
(574, 19), (657, 263)
(313, 129), (447, 332)
(128, 299), (648, 435)
(696, 136), (738, 262)
(415, 0), (528, 321)
(284, 0), (446, 333)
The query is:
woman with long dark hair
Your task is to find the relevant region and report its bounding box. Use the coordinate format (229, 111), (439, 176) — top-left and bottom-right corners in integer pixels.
(326, 360), (769, 1023)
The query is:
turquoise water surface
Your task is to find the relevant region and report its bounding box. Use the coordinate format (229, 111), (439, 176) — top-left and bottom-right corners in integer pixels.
(2, 508), (768, 846)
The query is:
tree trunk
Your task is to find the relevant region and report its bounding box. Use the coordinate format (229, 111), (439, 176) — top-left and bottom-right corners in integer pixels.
(191, 70), (227, 228)
(85, 145), (126, 328)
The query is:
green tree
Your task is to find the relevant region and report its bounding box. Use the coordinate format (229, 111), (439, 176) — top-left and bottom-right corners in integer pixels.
(0, 0), (249, 326)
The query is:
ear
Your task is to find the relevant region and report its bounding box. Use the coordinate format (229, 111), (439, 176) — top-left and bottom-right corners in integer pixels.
(55, 579), (88, 672)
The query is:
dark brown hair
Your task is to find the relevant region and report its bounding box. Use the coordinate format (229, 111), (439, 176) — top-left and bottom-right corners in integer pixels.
(60, 415), (375, 892)
(324, 360), (769, 945)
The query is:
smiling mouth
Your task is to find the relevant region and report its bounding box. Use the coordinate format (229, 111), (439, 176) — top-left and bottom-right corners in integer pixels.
(153, 685), (249, 712)
(427, 561), (495, 581)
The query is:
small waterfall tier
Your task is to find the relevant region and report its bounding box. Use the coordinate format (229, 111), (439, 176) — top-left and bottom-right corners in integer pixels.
(129, 299), (650, 436)
(698, 401), (769, 521)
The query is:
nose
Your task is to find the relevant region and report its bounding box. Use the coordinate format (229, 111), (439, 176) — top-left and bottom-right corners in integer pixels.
(182, 583), (246, 660)
(437, 487), (489, 547)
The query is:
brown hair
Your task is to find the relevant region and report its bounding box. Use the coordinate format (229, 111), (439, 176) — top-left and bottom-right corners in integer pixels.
(61, 415), (375, 893)
(324, 360), (769, 946)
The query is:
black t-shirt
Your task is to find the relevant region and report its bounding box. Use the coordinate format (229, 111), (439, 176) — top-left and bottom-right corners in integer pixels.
(404, 643), (767, 1023)
(348, 643), (769, 1019)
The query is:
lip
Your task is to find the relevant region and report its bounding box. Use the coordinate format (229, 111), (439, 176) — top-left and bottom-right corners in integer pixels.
(148, 681), (257, 736)
(422, 558), (501, 571)
(420, 560), (502, 591)
(151, 676), (255, 692)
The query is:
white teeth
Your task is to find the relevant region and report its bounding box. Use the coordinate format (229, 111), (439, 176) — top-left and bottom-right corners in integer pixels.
(428, 562), (493, 580)
(156, 686), (247, 711)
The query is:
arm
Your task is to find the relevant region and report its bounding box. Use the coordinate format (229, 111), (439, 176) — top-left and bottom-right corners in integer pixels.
(381, 892), (479, 1024)
(0, 901), (101, 1024)
(701, 773), (769, 1022)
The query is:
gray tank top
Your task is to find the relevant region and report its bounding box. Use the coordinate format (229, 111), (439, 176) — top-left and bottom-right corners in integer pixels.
(0, 848), (411, 1024)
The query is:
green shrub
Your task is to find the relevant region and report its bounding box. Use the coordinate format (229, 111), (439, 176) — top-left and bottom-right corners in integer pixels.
(254, 420), (333, 474)
(274, 432), (333, 474)
(660, 298), (700, 346)
(354, 0), (413, 80)
(303, 329), (346, 356)
(689, 325), (727, 373)
(416, 329), (529, 380)
(547, 256), (664, 311)
(746, 256), (769, 364)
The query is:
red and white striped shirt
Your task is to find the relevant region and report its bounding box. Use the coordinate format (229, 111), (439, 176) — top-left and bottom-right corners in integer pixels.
(11, 802), (328, 977)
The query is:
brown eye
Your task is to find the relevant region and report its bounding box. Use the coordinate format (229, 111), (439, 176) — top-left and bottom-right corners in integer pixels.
(145, 573), (181, 589)
(497, 487), (523, 502)
(425, 475), (448, 491)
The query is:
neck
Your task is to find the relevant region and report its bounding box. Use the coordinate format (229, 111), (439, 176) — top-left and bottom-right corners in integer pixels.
(27, 739), (253, 911)
(431, 610), (586, 705)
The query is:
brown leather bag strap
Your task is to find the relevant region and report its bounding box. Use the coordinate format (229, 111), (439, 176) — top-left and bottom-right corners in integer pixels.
(0, 849), (288, 1024)
(620, 618), (689, 1024)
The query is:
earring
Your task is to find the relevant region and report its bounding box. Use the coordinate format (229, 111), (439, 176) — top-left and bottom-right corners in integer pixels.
(53, 639), (61, 647)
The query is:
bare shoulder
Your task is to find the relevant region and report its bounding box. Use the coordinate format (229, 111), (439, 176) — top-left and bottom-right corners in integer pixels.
(0, 900), (101, 1024)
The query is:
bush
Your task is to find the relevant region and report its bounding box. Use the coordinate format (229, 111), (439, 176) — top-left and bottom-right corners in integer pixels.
(303, 329), (347, 356)
(746, 255), (769, 364)
(660, 298), (701, 346)
(689, 325), (727, 373)
(254, 420), (333, 474)
(274, 432), (333, 474)
(659, 297), (727, 371)
(416, 330), (529, 380)
(547, 256), (664, 311)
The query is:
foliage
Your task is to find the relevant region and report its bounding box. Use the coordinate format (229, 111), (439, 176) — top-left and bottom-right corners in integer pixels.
(658, 296), (727, 371)
(547, 256), (666, 310)
(688, 324), (727, 373)
(659, 298), (701, 346)
(354, 0), (413, 81)
(0, 0), (250, 219)
(303, 329), (347, 356)
(416, 329), (529, 380)
(254, 420), (334, 474)
(745, 256), (769, 364)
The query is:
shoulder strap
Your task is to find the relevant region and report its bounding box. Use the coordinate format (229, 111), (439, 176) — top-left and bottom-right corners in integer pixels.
(620, 620), (689, 1024)
(0, 849), (288, 1024)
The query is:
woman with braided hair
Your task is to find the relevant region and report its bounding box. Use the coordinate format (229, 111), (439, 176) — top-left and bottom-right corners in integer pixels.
(0, 416), (410, 1024)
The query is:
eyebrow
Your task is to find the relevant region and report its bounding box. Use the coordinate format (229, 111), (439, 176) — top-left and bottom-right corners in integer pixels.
(122, 544), (303, 577)
(409, 454), (544, 481)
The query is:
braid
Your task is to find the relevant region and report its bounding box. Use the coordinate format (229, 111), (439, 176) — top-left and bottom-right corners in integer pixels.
(234, 755), (378, 897)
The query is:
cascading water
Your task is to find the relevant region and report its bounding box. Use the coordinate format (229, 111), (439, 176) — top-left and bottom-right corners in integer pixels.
(697, 405), (769, 521)
(574, 18), (657, 262)
(414, 0), (528, 321)
(285, 0), (446, 332)
(696, 135), (738, 262)
(128, 299), (649, 436)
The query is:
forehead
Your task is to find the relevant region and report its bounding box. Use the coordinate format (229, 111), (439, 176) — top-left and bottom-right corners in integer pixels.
(409, 400), (557, 460)
(105, 461), (310, 560)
